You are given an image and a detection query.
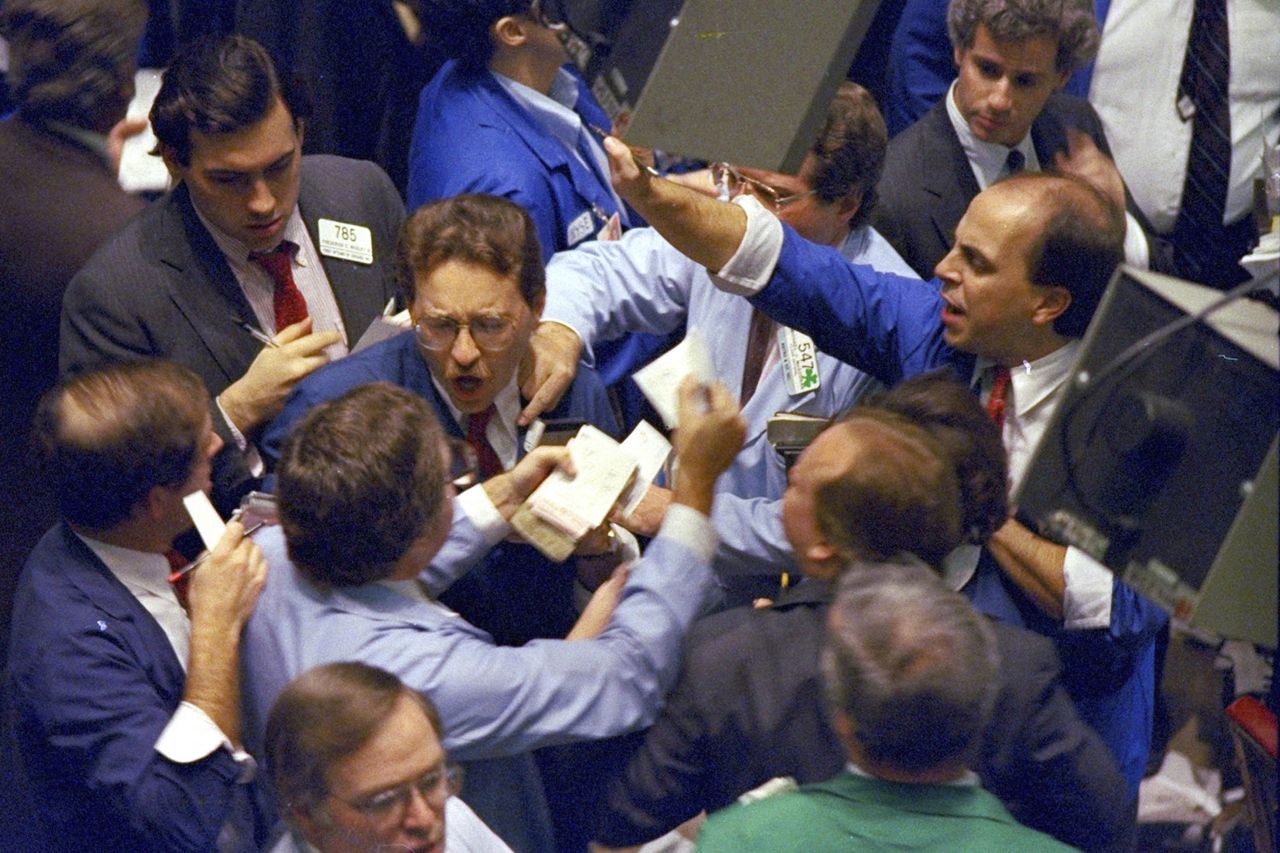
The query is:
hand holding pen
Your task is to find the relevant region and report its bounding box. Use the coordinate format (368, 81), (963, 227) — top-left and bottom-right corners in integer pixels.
(219, 317), (342, 432)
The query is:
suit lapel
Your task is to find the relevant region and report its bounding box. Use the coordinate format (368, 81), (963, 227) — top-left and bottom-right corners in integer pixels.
(55, 525), (187, 699)
(921, 103), (981, 257)
(296, 162), (389, 344)
(476, 75), (620, 223)
(1029, 105), (1069, 167)
(157, 185), (263, 384)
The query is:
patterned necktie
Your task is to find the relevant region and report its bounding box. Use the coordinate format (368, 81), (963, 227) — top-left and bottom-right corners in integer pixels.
(986, 365), (1012, 431)
(466, 405), (503, 480)
(1171, 0), (1231, 284)
(250, 241), (308, 331)
(740, 308), (776, 404)
(1005, 148), (1026, 176)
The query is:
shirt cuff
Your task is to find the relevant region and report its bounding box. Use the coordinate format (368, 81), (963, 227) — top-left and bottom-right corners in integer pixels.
(1062, 546), (1114, 629)
(657, 503), (718, 566)
(1121, 211), (1151, 270)
(215, 396), (265, 477)
(455, 483), (511, 547)
(155, 701), (256, 782)
(709, 196), (785, 296)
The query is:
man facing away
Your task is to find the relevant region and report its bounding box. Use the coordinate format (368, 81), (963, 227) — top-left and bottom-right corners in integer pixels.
(243, 379), (745, 852)
(265, 662), (511, 853)
(695, 561), (1077, 853)
(6, 360), (268, 852)
(60, 33), (404, 514)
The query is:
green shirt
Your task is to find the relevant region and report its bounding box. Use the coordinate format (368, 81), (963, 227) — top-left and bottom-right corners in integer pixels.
(697, 770), (1080, 852)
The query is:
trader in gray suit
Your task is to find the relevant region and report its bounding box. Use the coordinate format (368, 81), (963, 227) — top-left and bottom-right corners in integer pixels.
(60, 33), (403, 513)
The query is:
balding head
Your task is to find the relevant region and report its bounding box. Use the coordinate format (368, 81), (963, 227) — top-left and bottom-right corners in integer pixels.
(34, 361), (210, 529)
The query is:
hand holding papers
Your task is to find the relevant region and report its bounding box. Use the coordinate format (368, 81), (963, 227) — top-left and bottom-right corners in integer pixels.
(632, 329), (716, 429)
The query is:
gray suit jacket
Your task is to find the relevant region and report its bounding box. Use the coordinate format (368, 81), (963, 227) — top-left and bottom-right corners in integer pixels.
(871, 93), (1172, 279)
(60, 154), (404, 512)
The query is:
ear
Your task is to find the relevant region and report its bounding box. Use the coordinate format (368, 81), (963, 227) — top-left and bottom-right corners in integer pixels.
(833, 190), (863, 222)
(1030, 285), (1071, 327)
(530, 291), (546, 321)
(1053, 68), (1071, 92)
(804, 541), (842, 580)
(294, 117), (306, 149)
(158, 145), (185, 183)
(290, 803), (326, 846)
(953, 45), (965, 71)
(492, 14), (530, 49)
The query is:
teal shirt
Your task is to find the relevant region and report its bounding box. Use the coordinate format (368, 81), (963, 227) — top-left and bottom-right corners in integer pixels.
(696, 771), (1080, 852)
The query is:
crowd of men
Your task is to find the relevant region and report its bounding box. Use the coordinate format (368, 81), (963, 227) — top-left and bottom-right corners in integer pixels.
(2, 0), (1275, 850)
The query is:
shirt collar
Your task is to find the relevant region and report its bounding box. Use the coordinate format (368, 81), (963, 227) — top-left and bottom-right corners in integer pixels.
(73, 531), (175, 602)
(844, 761), (980, 787)
(192, 200), (310, 268)
(945, 81), (1037, 190)
(974, 339), (1080, 419)
(492, 67), (584, 156)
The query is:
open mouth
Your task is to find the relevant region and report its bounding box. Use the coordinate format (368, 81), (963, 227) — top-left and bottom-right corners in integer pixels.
(451, 375), (484, 396)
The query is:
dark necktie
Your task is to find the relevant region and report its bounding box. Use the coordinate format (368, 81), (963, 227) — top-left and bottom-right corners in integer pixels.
(466, 405), (504, 480)
(986, 365), (1012, 431)
(1171, 0), (1231, 284)
(740, 308), (776, 404)
(1004, 148), (1025, 176)
(250, 241), (308, 331)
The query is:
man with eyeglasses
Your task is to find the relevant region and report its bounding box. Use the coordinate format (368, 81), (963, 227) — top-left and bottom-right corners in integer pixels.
(265, 662), (512, 853)
(244, 379), (746, 853)
(522, 84), (917, 584)
(262, 192), (618, 650)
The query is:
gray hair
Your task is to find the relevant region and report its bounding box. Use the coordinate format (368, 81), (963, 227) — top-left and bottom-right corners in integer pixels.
(821, 557), (1000, 772)
(1, 0), (146, 127)
(946, 0), (1100, 75)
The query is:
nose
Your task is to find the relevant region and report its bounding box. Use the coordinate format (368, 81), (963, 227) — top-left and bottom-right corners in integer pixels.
(399, 785), (442, 835)
(247, 177), (276, 217)
(934, 247), (960, 285)
(450, 326), (481, 368)
(989, 79), (1013, 112)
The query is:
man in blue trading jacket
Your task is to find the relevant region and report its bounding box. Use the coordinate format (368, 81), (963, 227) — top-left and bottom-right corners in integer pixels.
(603, 142), (1167, 802)
(524, 83), (915, 583)
(262, 193), (619, 647)
(408, 0), (625, 259)
(7, 361), (268, 852)
(243, 380), (746, 853)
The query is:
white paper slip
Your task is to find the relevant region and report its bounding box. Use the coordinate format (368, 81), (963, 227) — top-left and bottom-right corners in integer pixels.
(632, 328), (715, 429)
(618, 420), (673, 517)
(118, 69), (170, 194)
(352, 310), (411, 353)
(183, 491), (227, 552)
(526, 425), (637, 540)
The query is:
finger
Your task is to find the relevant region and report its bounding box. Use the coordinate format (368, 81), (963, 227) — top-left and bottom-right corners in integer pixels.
(273, 316), (315, 343)
(284, 329), (343, 354)
(604, 135), (640, 183)
(213, 519), (246, 555)
(519, 375), (570, 426)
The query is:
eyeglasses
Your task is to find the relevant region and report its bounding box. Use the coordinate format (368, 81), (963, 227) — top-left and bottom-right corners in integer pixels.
(414, 314), (519, 352)
(448, 439), (479, 490)
(527, 0), (562, 28)
(333, 763), (463, 825)
(710, 162), (819, 213)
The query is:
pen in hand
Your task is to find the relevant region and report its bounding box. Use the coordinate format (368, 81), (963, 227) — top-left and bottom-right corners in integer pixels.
(233, 317), (279, 349)
(168, 521), (266, 583)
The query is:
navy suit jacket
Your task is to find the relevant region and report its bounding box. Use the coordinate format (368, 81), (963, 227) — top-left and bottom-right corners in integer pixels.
(260, 330), (621, 645)
(871, 94), (1173, 279)
(597, 579), (1131, 851)
(60, 155), (404, 516)
(5, 523), (263, 852)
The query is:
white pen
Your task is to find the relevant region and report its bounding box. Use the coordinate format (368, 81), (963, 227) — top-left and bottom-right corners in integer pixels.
(235, 319), (279, 349)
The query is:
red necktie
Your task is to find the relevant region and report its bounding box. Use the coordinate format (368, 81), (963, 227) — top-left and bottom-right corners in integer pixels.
(986, 365), (1012, 431)
(740, 308), (775, 404)
(250, 241), (308, 331)
(164, 549), (191, 613)
(466, 405), (503, 480)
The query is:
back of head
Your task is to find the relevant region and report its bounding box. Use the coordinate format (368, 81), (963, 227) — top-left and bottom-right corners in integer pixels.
(266, 662), (442, 819)
(150, 33), (310, 167)
(869, 370), (1008, 544)
(810, 81), (887, 227)
(816, 411), (963, 568)
(1001, 171), (1124, 338)
(420, 0), (533, 71)
(398, 192), (545, 308)
(277, 383), (448, 587)
(0, 0), (146, 129)
(822, 558), (1000, 773)
(33, 360), (208, 530)
(946, 0), (1100, 75)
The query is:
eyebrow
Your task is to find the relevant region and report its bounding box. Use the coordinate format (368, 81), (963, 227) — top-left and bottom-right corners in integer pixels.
(204, 151), (295, 180)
